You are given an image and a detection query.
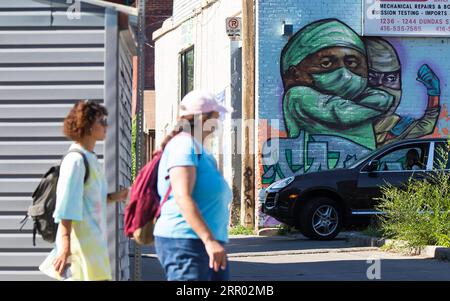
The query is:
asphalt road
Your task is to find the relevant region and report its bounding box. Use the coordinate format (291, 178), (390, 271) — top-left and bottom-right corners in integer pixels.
(130, 233), (450, 281)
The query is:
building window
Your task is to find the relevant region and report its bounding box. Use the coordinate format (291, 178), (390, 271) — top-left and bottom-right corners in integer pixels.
(180, 47), (194, 99)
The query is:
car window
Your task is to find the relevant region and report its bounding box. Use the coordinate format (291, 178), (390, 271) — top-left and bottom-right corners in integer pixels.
(375, 144), (427, 171)
(433, 142), (450, 170)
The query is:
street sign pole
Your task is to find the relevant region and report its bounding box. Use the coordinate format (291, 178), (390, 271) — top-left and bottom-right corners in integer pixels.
(133, 0), (146, 282)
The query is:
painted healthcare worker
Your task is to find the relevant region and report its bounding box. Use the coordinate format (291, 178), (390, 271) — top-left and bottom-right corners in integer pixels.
(281, 19), (394, 150)
(364, 37), (441, 147)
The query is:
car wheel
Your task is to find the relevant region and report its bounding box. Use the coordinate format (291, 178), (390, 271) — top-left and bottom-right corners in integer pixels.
(298, 197), (342, 240)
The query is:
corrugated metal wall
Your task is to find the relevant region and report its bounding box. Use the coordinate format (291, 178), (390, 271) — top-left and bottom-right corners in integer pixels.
(173, 0), (201, 24)
(117, 30), (134, 282)
(0, 0), (131, 281)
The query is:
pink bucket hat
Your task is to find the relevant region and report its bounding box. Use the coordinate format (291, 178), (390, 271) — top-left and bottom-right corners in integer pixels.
(179, 90), (232, 117)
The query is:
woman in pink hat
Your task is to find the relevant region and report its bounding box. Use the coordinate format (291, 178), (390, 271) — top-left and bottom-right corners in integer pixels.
(153, 90), (233, 281)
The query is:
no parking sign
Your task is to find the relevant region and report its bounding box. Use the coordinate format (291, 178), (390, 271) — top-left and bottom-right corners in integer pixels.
(226, 17), (242, 40)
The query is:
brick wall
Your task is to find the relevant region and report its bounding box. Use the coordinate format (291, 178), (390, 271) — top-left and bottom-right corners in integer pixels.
(145, 0), (173, 89)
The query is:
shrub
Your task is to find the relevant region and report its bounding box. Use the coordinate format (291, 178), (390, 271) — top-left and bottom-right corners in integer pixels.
(376, 140), (450, 249)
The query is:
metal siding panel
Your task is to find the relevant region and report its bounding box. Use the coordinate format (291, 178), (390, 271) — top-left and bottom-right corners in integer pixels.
(0, 142), (104, 156)
(0, 85), (104, 100)
(119, 156), (131, 170)
(119, 82), (132, 104)
(0, 271), (54, 281)
(0, 159), (104, 175)
(0, 160), (57, 175)
(0, 197), (30, 212)
(0, 234), (53, 249)
(51, 11), (105, 27)
(119, 253), (129, 271)
(119, 44), (132, 66)
(0, 179), (39, 194)
(0, 216), (31, 231)
(0, 123), (62, 137)
(117, 213), (124, 230)
(117, 28), (133, 283)
(0, 11), (51, 27)
(0, 67), (104, 82)
(0, 30), (104, 46)
(0, 6), (111, 280)
(173, 0), (201, 23)
(104, 7), (119, 281)
(0, 48), (105, 64)
(0, 253), (48, 267)
(119, 144), (131, 159)
(0, 104), (73, 119)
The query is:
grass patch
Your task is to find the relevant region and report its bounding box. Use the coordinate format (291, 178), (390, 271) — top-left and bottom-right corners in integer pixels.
(361, 224), (384, 238)
(277, 224), (294, 236)
(229, 225), (255, 235)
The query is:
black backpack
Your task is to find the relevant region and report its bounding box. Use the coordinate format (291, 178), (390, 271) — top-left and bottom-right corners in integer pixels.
(20, 149), (89, 246)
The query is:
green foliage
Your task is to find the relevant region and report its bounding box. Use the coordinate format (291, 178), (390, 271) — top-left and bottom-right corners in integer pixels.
(376, 140), (450, 249)
(131, 117), (136, 181)
(229, 225), (255, 236)
(362, 224), (384, 238)
(277, 224), (294, 236)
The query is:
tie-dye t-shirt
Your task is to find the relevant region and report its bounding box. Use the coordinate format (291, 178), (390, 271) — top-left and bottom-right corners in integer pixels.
(39, 143), (111, 281)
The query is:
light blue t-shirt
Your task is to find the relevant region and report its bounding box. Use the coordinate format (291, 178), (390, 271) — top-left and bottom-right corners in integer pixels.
(40, 143), (111, 281)
(154, 134), (232, 242)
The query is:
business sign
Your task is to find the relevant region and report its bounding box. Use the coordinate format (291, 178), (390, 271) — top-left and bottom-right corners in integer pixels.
(226, 17), (242, 40)
(363, 0), (450, 36)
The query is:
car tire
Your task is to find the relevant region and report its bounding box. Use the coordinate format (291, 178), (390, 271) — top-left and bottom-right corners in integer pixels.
(298, 197), (343, 240)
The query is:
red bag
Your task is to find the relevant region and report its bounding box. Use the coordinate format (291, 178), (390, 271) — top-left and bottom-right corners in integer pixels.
(124, 150), (171, 245)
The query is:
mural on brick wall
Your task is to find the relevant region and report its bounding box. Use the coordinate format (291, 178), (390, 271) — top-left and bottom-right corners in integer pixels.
(261, 18), (442, 226)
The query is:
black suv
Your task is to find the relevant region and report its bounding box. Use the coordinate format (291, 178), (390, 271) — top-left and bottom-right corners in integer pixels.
(262, 138), (449, 240)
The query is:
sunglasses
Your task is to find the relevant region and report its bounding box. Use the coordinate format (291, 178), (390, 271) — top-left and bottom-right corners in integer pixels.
(97, 117), (108, 127)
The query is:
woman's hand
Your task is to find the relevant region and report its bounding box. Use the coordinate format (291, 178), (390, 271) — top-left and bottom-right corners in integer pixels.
(204, 238), (227, 272)
(53, 249), (71, 276)
(54, 220), (72, 276)
(108, 188), (129, 203)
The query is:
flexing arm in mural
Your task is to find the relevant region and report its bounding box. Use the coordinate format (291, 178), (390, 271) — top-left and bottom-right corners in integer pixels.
(281, 19), (394, 150)
(365, 37), (441, 147)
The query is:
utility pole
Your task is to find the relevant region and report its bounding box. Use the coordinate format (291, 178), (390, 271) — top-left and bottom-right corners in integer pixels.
(240, 0), (256, 229)
(133, 0), (146, 281)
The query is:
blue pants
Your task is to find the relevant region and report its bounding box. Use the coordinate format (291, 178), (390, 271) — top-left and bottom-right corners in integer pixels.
(154, 236), (230, 281)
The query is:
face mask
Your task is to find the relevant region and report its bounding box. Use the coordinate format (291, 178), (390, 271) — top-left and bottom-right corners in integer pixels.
(373, 86), (402, 116)
(312, 67), (367, 99)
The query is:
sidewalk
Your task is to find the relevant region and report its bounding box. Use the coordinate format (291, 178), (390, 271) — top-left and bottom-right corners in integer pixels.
(131, 233), (450, 281)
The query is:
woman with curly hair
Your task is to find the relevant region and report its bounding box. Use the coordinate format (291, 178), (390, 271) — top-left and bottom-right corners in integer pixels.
(39, 100), (128, 281)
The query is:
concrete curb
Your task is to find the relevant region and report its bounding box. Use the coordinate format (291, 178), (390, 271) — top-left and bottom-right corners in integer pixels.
(346, 232), (450, 261)
(227, 247), (379, 258)
(139, 246), (381, 260)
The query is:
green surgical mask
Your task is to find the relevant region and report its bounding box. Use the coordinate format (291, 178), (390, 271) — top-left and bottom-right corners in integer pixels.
(312, 67), (367, 99)
(374, 86), (401, 116)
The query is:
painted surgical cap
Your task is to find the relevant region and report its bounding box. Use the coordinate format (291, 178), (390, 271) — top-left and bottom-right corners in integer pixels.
(364, 37), (400, 73)
(281, 19), (366, 73)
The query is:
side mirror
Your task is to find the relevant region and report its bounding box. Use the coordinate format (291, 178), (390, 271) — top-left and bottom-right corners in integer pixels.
(367, 160), (379, 172)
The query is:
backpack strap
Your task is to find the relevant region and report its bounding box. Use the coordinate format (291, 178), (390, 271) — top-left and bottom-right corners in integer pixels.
(155, 186), (172, 220)
(65, 149), (90, 183)
(159, 134), (201, 216)
(32, 223), (37, 247)
(163, 134), (202, 181)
